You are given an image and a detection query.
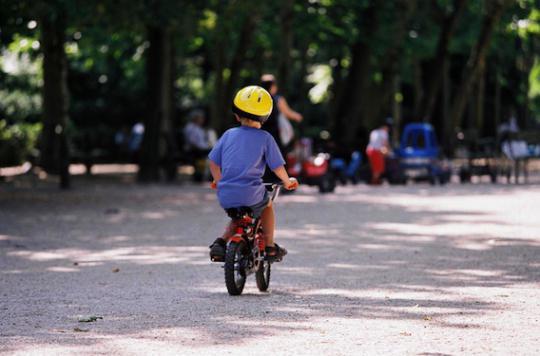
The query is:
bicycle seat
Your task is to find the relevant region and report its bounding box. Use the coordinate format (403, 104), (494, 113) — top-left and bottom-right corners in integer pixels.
(225, 207), (254, 220)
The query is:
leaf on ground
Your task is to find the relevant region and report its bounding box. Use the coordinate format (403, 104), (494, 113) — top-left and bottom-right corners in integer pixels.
(78, 316), (103, 323)
(74, 327), (89, 332)
(423, 316), (432, 321)
(400, 332), (412, 336)
(112, 268), (120, 273)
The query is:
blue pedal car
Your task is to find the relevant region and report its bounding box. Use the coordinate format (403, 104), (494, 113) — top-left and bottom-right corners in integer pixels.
(331, 151), (363, 185)
(394, 123), (451, 185)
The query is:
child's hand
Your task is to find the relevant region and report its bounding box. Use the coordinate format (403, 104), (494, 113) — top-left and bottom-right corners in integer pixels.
(283, 177), (299, 190)
(210, 181), (217, 190)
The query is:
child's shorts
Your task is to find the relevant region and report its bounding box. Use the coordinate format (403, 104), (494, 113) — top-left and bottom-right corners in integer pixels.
(225, 192), (270, 219)
(248, 191), (270, 218)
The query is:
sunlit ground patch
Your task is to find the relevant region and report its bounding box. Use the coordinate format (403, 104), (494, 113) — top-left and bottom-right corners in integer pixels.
(46, 266), (80, 273)
(7, 246), (208, 266)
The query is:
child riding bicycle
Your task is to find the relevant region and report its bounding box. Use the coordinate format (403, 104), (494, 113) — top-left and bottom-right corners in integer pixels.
(208, 85), (298, 262)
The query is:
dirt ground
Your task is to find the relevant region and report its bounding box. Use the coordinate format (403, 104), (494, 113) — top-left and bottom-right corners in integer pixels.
(1, 176), (540, 355)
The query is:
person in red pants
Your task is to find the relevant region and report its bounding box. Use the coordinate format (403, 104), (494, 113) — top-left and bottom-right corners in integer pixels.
(366, 120), (392, 185)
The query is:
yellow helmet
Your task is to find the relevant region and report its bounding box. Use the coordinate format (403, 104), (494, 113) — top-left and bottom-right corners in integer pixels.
(232, 85), (273, 123)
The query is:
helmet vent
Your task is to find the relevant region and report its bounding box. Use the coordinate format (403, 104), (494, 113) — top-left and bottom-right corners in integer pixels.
(257, 95), (262, 103)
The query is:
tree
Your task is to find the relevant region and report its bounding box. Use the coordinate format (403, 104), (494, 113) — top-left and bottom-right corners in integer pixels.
(39, 2), (71, 189)
(416, 0), (469, 122)
(137, 24), (174, 182)
(277, 0), (294, 97)
(207, 0), (262, 133)
(1, 0), (538, 171)
(136, 1), (197, 182)
(449, 0), (510, 134)
(332, 1), (417, 148)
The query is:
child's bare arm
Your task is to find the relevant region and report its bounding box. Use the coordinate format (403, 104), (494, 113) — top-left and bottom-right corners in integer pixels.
(272, 166), (298, 190)
(278, 97), (303, 122)
(209, 160), (222, 183)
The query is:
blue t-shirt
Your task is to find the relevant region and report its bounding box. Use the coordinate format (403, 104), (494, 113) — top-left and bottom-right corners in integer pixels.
(208, 126), (285, 209)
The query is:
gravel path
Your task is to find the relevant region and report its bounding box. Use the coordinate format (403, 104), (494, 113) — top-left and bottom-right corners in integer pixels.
(1, 180), (539, 355)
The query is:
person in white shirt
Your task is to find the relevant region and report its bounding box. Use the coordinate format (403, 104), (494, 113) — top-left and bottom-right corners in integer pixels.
(366, 120), (392, 185)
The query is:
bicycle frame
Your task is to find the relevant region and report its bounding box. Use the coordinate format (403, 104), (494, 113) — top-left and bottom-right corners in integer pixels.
(227, 183), (282, 272)
(221, 183), (285, 295)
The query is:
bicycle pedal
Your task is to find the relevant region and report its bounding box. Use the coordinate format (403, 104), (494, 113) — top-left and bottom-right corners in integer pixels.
(210, 256), (224, 263)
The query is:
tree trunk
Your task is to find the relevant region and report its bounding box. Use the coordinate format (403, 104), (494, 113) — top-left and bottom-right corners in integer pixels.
(333, 1), (415, 148)
(40, 8), (70, 189)
(222, 9), (259, 131)
(210, 38), (226, 132)
(329, 56), (343, 127)
(449, 0), (508, 131)
(375, 0), (418, 123)
(476, 60), (486, 135)
(418, 0), (468, 122)
(294, 40), (311, 122)
(331, 4), (378, 147)
(494, 65), (501, 134)
(442, 57), (452, 151)
(278, 0), (294, 97)
(518, 37), (534, 129)
(210, 2), (259, 133)
(333, 39), (372, 146)
(138, 25), (173, 182)
(391, 75), (402, 147)
(413, 59), (423, 116)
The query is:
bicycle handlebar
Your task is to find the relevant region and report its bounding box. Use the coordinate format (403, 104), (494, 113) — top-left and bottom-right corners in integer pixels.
(263, 182), (283, 187)
(213, 182), (291, 190)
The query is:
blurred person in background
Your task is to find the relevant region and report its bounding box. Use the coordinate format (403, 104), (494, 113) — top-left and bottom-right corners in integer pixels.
(183, 109), (216, 182)
(260, 74), (303, 183)
(499, 109), (530, 160)
(260, 74), (303, 152)
(366, 119), (392, 185)
(114, 122), (144, 162)
(129, 122), (145, 153)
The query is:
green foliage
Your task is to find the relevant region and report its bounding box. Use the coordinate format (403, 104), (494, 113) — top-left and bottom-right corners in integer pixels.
(0, 88), (41, 121)
(0, 0), (539, 162)
(0, 15), (43, 165)
(0, 32), (42, 121)
(530, 58), (540, 122)
(530, 59), (540, 98)
(0, 119), (42, 166)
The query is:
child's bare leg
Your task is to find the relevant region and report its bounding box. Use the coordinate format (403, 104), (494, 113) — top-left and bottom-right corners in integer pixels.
(221, 220), (236, 241)
(260, 203), (275, 247)
(210, 220), (235, 260)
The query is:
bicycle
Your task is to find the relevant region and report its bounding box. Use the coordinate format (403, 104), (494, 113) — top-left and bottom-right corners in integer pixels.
(219, 183), (284, 296)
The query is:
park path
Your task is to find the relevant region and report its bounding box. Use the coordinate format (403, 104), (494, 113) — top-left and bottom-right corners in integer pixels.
(1, 180), (540, 355)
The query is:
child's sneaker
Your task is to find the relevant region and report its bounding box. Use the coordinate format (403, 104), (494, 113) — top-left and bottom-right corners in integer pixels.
(209, 238), (226, 262)
(265, 243), (287, 262)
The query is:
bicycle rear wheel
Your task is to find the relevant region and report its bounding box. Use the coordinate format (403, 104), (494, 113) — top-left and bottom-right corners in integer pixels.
(224, 241), (247, 295)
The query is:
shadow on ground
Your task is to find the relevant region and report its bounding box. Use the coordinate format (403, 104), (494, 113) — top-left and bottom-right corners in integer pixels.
(1, 181), (539, 350)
